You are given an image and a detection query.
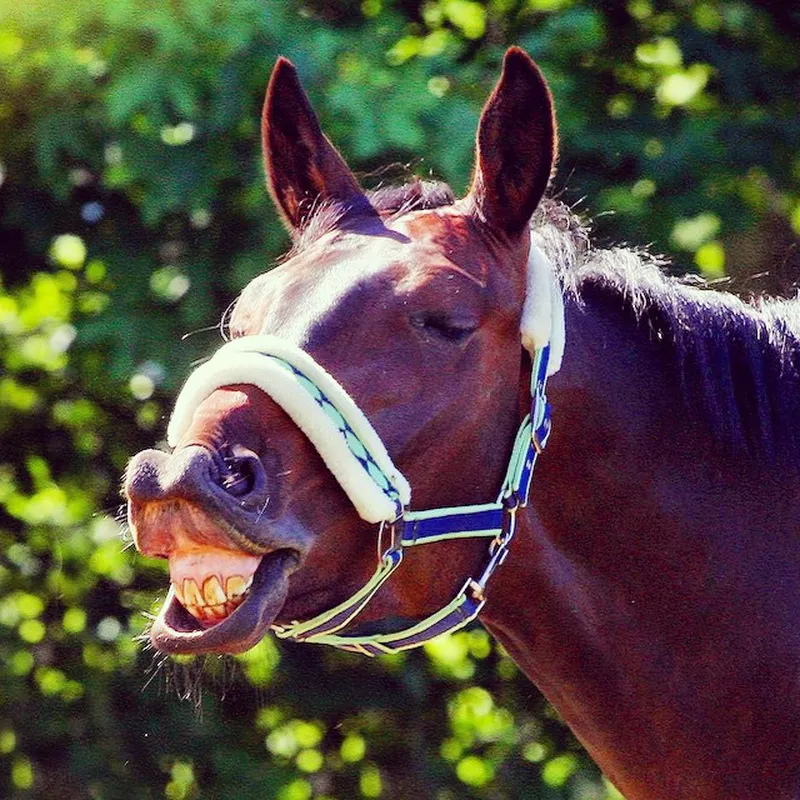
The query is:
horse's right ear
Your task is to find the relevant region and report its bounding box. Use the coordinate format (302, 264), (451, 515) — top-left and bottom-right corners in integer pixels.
(467, 48), (557, 238)
(263, 58), (370, 236)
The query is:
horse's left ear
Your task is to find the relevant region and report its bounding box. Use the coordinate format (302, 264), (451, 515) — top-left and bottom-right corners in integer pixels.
(467, 47), (557, 237)
(262, 57), (371, 236)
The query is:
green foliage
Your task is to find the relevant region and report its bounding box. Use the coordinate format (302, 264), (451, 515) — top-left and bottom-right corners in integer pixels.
(0, 0), (797, 797)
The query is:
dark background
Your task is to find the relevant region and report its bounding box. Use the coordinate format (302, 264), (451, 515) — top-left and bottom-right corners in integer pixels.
(0, 0), (798, 797)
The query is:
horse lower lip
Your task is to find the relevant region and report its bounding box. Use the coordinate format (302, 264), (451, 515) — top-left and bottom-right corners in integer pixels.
(149, 549), (298, 654)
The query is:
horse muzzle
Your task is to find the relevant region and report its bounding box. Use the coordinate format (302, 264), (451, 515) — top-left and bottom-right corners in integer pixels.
(124, 443), (309, 653)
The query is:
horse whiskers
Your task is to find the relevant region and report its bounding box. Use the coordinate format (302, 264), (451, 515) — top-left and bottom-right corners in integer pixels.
(255, 496), (271, 523)
(140, 625), (202, 704)
(171, 659), (207, 711)
(141, 645), (246, 715)
(141, 652), (169, 693)
(189, 355), (214, 369)
(93, 503), (127, 519)
(139, 611), (275, 711)
(117, 518), (133, 544)
(218, 298), (237, 342)
(180, 324), (224, 342)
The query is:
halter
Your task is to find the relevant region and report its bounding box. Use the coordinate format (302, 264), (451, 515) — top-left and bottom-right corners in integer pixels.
(167, 241), (562, 657)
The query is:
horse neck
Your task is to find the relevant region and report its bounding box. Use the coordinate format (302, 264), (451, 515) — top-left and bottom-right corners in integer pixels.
(481, 293), (800, 799)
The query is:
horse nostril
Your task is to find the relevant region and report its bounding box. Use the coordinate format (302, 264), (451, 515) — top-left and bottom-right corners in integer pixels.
(218, 448), (265, 499)
(221, 457), (255, 497)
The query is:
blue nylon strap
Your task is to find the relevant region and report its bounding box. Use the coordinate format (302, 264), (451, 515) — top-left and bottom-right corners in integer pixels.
(513, 346), (553, 505)
(303, 592), (485, 656)
(533, 405), (552, 450)
(352, 596), (484, 656)
(535, 344), (551, 386)
(515, 447), (539, 507)
(532, 344), (552, 450)
(401, 506), (504, 545)
(385, 595), (483, 647)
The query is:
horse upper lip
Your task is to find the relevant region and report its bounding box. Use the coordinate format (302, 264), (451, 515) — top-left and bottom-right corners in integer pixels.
(126, 445), (287, 557)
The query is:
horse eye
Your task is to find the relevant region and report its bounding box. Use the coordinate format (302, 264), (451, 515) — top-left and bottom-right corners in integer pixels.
(411, 313), (476, 343)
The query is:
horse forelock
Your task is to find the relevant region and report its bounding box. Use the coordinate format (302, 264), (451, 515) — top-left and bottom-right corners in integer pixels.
(287, 179), (456, 258)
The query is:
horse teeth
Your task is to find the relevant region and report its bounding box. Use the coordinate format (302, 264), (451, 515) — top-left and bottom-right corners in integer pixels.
(173, 573), (253, 622)
(203, 575), (227, 606)
(183, 578), (204, 607)
(226, 575), (249, 598)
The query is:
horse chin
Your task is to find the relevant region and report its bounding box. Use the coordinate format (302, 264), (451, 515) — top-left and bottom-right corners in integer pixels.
(149, 549), (300, 655)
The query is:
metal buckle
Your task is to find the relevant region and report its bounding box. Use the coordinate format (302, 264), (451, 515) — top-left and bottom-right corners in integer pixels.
(377, 512), (403, 563)
(464, 502), (518, 605)
(460, 575), (489, 605)
(467, 579), (486, 603)
(531, 397), (551, 454)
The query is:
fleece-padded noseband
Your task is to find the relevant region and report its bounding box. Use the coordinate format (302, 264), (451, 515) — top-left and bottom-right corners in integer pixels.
(168, 335), (411, 523)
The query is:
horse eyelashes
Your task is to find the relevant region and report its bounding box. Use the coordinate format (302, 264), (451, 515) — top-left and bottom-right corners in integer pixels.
(411, 312), (476, 343)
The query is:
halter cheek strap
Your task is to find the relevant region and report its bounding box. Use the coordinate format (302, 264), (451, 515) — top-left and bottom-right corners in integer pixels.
(167, 243), (562, 656)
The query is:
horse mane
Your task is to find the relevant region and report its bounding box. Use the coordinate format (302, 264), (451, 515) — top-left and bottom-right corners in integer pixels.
(532, 198), (800, 460)
(294, 179), (800, 458)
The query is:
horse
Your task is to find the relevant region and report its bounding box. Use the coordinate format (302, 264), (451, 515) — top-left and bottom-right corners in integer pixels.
(124, 48), (800, 799)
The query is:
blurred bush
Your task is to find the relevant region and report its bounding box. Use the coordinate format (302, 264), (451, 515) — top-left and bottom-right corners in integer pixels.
(0, 0), (797, 797)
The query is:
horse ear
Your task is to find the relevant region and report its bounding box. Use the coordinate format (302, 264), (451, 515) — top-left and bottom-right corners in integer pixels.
(263, 58), (369, 235)
(468, 47), (557, 237)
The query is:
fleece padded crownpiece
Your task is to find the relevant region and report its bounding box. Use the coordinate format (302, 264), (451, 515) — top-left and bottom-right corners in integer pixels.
(167, 336), (411, 524)
(520, 237), (565, 375)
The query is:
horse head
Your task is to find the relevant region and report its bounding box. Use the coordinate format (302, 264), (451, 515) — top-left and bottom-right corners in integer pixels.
(124, 47), (559, 655)
(125, 45), (800, 798)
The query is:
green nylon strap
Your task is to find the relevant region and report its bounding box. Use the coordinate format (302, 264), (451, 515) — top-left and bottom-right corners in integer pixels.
(502, 416), (534, 501)
(272, 550), (403, 640)
(403, 501), (502, 522)
(303, 590), (480, 652)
